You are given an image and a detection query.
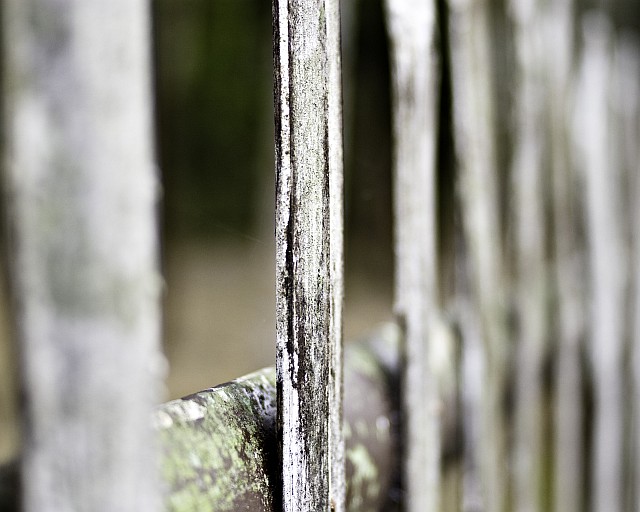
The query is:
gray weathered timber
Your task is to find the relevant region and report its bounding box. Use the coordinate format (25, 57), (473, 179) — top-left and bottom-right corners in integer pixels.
(326, 0), (346, 507)
(2, 1), (164, 510)
(547, 3), (584, 512)
(447, 0), (510, 510)
(574, 15), (626, 512)
(616, 38), (640, 512)
(548, 8), (584, 512)
(273, 0), (345, 510)
(384, 1), (441, 511)
(509, 1), (550, 510)
(158, 326), (400, 512)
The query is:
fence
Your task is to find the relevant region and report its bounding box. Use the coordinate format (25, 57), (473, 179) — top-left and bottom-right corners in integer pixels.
(1, 0), (640, 511)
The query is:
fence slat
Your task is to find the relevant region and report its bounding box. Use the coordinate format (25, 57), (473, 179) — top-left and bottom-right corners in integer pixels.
(546, 3), (584, 512)
(273, 0), (345, 510)
(574, 15), (627, 512)
(2, 1), (164, 511)
(509, 1), (550, 510)
(447, 0), (510, 510)
(617, 37), (640, 512)
(384, 1), (441, 511)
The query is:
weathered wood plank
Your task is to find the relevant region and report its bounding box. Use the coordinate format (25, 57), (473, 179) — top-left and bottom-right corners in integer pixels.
(546, 4), (584, 512)
(1, 1), (164, 511)
(447, 0), (510, 510)
(384, 0), (441, 510)
(272, 0), (345, 510)
(509, 1), (550, 510)
(574, 15), (626, 512)
(615, 37), (640, 512)
(608, 29), (640, 512)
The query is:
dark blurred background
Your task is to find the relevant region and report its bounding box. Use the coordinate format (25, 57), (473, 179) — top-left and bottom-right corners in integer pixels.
(152, 0), (394, 399)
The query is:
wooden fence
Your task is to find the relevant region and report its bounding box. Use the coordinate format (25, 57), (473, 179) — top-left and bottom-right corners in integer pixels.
(1, 0), (640, 511)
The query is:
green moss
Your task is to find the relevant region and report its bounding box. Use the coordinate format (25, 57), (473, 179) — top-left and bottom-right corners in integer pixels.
(157, 369), (276, 511)
(346, 443), (380, 511)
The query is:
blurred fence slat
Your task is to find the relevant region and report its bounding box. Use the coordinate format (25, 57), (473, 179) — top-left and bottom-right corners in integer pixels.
(447, 0), (510, 510)
(509, 1), (550, 510)
(574, 15), (627, 512)
(384, 1), (441, 511)
(618, 36), (640, 512)
(2, 1), (164, 511)
(546, 3), (584, 512)
(272, 0), (345, 510)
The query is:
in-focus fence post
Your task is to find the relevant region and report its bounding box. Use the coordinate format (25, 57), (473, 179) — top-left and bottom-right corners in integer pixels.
(273, 0), (345, 510)
(2, 1), (164, 511)
(384, 1), (441, 511)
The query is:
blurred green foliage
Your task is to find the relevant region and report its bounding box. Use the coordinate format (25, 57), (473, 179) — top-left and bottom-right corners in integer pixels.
(153, 0), (272, 240)
(152, 0), (396, 283)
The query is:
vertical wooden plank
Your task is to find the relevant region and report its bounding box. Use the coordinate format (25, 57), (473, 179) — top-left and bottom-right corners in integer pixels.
(325, 0), (345, 508)
(547, 3), (585, 512)
(2, 1), (164, 511)
(273, 0), (345, 510)
(610, 33), (640, 512)
(509, 0), (549, 510)
(447, 0), (510, 510)
(574, 14), (626, 512)
(615, 36), (640, 512)
(384, 1), (441, 511)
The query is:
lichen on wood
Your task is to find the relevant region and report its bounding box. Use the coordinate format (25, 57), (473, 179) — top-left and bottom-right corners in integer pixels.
(0, 325), (404, 512)
(272, 0), (345, 510)
(157, 325), (402, 512)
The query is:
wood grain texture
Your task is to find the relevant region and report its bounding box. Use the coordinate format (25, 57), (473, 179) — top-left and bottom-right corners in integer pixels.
(1, 1), (164, 511)
(384, 0), (441, 510)
(273, 0), (345, 510)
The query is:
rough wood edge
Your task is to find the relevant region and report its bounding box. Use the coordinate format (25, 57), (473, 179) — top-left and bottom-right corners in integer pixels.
(273, 0), (345, 510)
